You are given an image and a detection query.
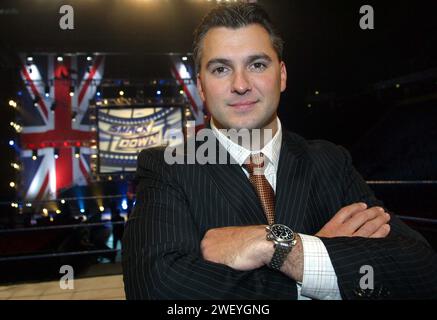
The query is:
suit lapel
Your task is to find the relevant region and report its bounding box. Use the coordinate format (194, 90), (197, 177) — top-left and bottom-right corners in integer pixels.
(201, 135), (268, 225)
(199, 125), (314, 229)
(275, 132), (313, 233)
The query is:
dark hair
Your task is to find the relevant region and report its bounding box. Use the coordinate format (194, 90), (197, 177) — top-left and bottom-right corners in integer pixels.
(193, 3), (284, 73)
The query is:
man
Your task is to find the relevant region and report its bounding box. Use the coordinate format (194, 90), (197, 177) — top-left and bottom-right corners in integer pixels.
(122, 3), (437, 299)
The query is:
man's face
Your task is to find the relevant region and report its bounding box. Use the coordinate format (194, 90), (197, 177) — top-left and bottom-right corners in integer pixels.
(197, 24), (287, 131)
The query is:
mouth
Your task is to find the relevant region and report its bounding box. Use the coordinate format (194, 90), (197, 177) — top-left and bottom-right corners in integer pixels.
(228, 100), (259, 111)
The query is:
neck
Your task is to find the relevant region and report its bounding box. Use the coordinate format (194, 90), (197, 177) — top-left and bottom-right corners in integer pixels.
(212, 116), (278, 151)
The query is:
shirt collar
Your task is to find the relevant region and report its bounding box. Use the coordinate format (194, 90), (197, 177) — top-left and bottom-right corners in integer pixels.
(210, 117), (282, 171)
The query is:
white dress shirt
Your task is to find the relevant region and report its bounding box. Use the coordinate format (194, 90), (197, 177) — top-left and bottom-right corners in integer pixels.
(211, 117), (342, 300)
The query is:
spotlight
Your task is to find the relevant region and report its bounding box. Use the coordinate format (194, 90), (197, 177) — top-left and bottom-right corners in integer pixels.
(119, 90), (124, 96)
(182, 56), (188, 61)
(26, 56), (34, 63)
(32, 149), (38, 160)
(11, 163), (20, 170)
(72, 111), (77, 122)
(96, 86), (102, 97)
(61, 199), (66, 204)
(45, 85), (50, 97)
(57, 55), (63, 62)
(54, 148), (59, 160)
(9, 140), (15, 146)
(99, 206), (105, 212)
(8, 100), (17, 108)
(74, 147), (80, 158)
(69, 86), (75, 97)
(156, 90), (162, 95)
(10, 122), (22, 133)
(80, 208), (85, 213)
(121, 199), (128, 210)
(51, 102), (56, 113)
(86, 55), (93, 62)
(9, 182), (16, 188)
(33, 96), (41, 107)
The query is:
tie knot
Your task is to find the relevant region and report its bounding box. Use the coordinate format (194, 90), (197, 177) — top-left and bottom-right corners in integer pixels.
(244, 153), (266, 175)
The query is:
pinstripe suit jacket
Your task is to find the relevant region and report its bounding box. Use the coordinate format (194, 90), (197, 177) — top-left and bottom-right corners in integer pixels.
(122, 130), (437, 299)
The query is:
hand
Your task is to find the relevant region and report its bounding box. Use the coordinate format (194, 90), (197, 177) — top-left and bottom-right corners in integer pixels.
(200, 225), (272, 271)
(316, 202), (391, 238)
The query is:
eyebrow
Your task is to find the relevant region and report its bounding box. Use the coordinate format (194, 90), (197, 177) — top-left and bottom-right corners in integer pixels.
(205, 54), (273, 70)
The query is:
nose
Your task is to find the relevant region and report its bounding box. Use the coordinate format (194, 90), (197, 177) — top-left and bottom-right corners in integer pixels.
(231, 69), (252, 95)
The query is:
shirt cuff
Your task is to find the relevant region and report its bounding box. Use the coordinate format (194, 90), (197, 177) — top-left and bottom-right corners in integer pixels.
(298, 233), (342, 300)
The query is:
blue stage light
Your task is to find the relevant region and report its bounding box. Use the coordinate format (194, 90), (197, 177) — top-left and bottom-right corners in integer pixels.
(121, 199), (128, 210)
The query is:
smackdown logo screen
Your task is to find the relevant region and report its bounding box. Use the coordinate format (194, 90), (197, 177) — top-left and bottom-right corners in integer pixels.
(97, 106), (183, 173)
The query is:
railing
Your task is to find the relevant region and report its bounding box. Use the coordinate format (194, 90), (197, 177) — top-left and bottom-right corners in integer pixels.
(0, 221), (125, 263)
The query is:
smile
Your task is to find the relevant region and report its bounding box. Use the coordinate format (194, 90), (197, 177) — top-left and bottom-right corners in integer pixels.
(228, 100), (259, 111)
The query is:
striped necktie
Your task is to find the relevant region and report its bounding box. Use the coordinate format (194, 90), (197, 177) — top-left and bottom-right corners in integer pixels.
(244, 153), (275, 225)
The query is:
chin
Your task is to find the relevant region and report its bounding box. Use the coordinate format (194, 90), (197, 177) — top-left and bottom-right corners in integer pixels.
(213, 111), (275, 130)
(227, 119), (265, 130)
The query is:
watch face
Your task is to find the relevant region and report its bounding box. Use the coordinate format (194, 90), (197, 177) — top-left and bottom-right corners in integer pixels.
(271, 224), (294, 241)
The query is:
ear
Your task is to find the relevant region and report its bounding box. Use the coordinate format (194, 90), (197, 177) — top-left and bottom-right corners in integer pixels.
(280, 61), (287, 92)
(197, 74), (206, 102)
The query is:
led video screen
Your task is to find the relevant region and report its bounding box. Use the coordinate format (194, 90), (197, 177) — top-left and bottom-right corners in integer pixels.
(97, 106), (183, 173)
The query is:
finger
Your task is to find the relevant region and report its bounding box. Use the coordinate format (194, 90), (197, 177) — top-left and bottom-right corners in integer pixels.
(369, 224), (391, 238)
(346, 207), (386, 233)
(333, 202), (368, 223)
(353, 212), (391, 237)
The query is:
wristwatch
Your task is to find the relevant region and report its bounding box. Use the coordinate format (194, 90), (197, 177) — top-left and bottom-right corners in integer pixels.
(265, 224), (297, 270)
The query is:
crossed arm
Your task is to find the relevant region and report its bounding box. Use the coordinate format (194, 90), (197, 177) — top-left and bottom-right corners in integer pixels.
(123, 149), (437, 299)
(201, 202), (391, 282)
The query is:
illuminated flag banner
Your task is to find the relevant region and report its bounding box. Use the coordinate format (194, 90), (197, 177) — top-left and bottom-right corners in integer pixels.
(19, 54), (104, 201)
(98, 106), (183, 173)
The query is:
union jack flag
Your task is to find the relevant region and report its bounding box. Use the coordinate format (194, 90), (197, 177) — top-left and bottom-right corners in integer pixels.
(18, 54), (105, 201)
(170, 56), (206, 135)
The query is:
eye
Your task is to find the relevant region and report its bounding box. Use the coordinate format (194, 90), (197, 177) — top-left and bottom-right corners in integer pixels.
(211, 66), (229, 76)
(249, 62), (267, 72)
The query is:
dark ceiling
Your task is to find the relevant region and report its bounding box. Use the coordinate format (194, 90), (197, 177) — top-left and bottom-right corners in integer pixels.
(1, 0), (436, 87)
(0, 0), (436, 139)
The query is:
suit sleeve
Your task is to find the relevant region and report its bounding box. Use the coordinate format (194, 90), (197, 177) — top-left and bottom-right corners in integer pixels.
(122, 149), (298, 299)
(319, 145), (437, 299)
